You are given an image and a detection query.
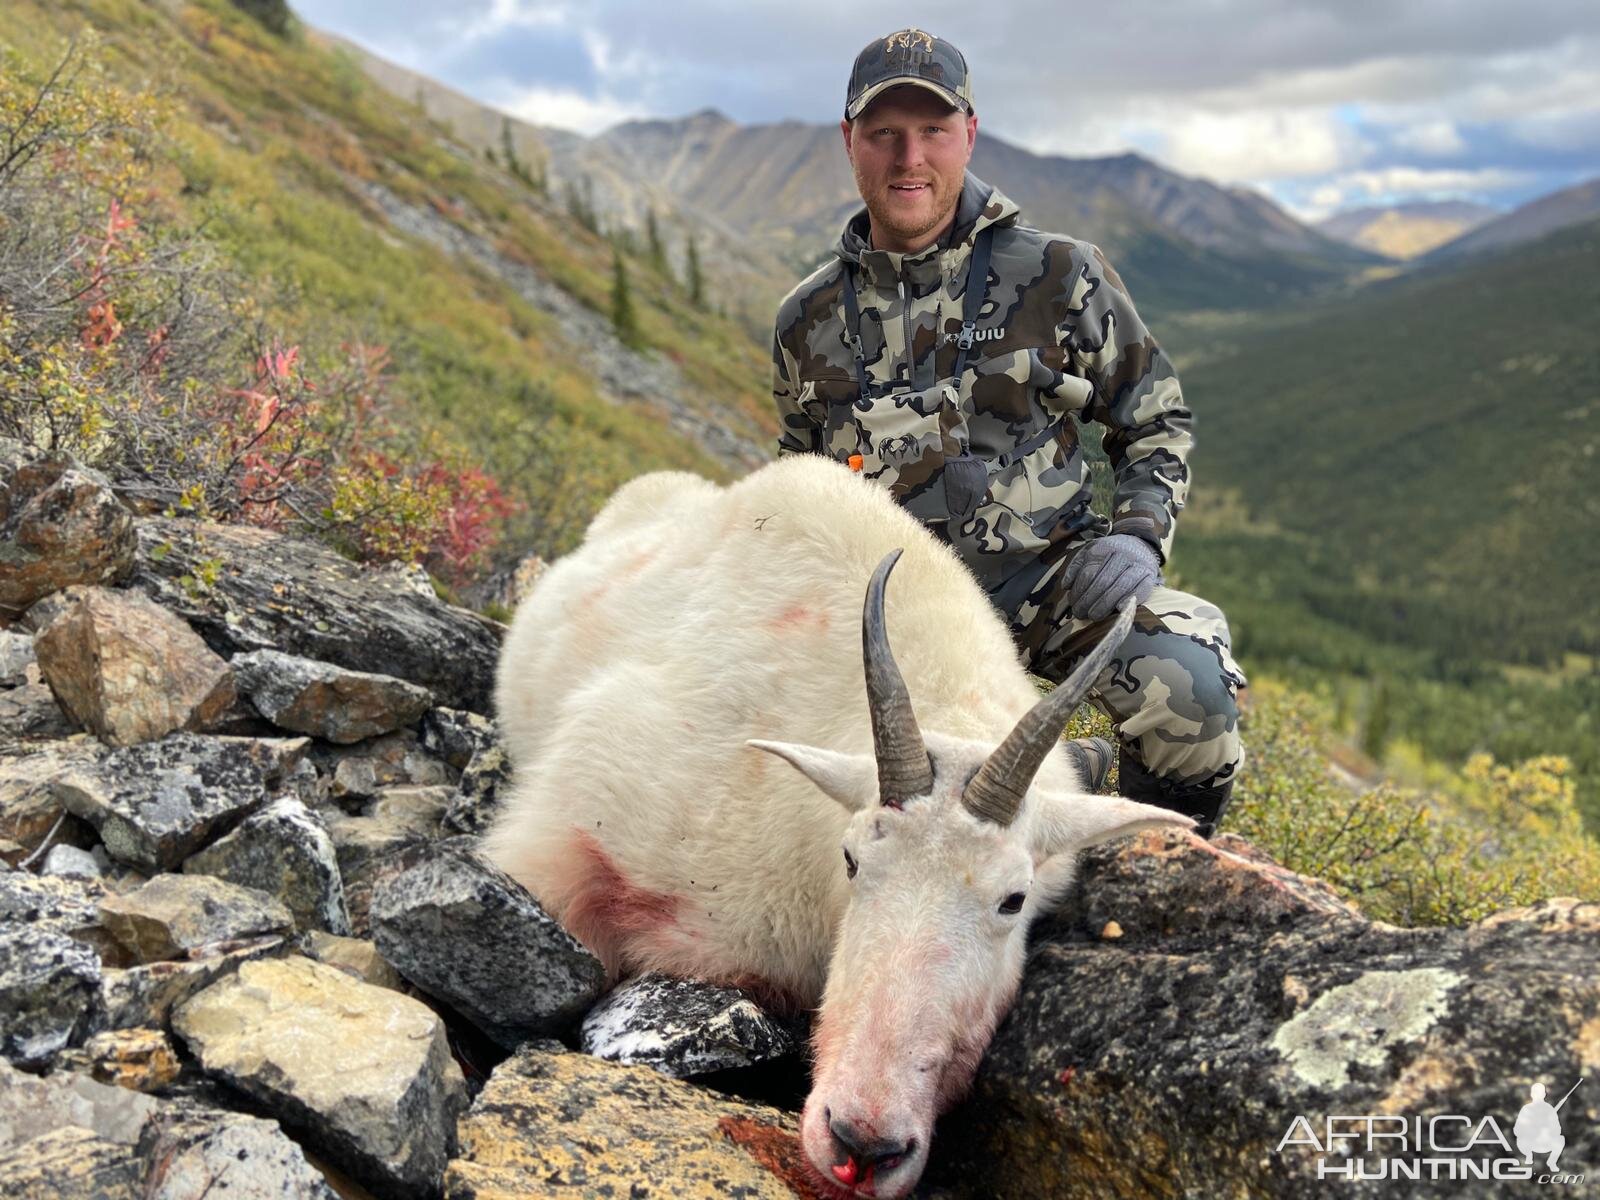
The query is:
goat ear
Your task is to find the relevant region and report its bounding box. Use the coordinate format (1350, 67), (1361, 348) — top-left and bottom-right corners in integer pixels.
(1031, 791), (1195, 856)
(746, 740), (876, 813)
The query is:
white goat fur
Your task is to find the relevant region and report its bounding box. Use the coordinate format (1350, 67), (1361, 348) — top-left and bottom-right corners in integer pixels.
(483, 454), (1172, 1007)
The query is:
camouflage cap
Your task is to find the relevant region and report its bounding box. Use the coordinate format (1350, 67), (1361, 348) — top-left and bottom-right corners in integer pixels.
(845, 28), (974, 121)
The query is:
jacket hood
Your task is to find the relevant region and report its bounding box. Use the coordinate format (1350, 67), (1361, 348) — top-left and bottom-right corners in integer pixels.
(835, 170), (1021, 286)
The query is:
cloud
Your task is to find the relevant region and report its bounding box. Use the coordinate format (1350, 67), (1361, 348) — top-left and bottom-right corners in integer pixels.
(1389, 119), (1466, 156)
(500, 85), (649, 136)
(291, 0), (1600, 213)
(1278, 166), (1532, 221)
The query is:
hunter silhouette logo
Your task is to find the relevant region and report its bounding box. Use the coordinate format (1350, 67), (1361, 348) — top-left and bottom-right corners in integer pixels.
(1276, 1077), (1587, 1184)
(1517, 1079), (1583, 1171)
(885, 28), (935, 55)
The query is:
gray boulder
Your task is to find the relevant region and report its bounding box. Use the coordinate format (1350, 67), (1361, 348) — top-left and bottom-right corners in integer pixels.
(47, 732), (308, 871)
(0, 925), (101, 1068)
(0, 1059), (337, 1198)
(421, 706), (495, 770)
(922, 830), (1600, 1199)
(0, 630), (36, 687)
(231, 648), (432, 744)
(579, 972), (798, 1078)
(370, 838), (607, 1046)
(173, 954), (467, 1199)
(96, 874), (294, 964)
(183, 796), (350, 935)
(442, 742), (510, 835)
(130, 516), (501, 713)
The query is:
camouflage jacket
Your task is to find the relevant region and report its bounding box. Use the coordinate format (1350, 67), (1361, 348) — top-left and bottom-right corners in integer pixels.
(771, 170), (1193, 620)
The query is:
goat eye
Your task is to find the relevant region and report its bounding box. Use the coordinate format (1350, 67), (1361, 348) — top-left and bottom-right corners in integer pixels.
(844, 848), (858, 880)
(998, 892), (1026, 915)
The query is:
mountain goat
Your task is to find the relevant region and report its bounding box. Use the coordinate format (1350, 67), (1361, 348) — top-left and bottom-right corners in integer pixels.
(483, 454), (1192, 1198)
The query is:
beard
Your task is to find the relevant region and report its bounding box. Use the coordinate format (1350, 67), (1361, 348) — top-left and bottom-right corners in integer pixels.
(854, 163), (962, 249)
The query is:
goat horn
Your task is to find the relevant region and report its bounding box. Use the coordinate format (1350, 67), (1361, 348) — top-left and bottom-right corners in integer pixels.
(862, 550), (933, 805)
(962, 596), (1138, 826)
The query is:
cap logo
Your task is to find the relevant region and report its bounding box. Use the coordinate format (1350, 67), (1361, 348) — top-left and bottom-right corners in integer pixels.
(885, 28), (935, 55)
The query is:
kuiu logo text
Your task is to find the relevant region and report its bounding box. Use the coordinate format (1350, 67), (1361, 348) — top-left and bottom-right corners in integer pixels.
(947, 326), (1007, 344)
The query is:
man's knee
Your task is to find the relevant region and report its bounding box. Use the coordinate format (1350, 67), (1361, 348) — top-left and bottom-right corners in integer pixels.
(1107, 625), (1243, 785)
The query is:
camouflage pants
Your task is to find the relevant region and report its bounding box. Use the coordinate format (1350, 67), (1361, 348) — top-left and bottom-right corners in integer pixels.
(1009, 566), (1248, 789)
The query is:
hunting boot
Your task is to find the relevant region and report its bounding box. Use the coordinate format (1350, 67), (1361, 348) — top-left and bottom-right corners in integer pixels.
(1062, 736), (1115, 793)
(1116, 746), (1233, 839)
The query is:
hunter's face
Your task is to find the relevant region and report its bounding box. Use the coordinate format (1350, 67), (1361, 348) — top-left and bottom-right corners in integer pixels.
(843, 87), (977, 253)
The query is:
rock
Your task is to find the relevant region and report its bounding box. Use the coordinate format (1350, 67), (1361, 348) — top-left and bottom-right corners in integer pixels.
(0, 1059), (337, 1198)
(173, 955), (467, 1199)
(442, 743), (510, 835)
(443, 1045), (811, 1199)
(0, 1124), (146, 1198)
(97, 874), (294, 964)
(48, 732), (308, 871)
(420, 707), (495, 771)
(458, 551), (547, 616)
(0, 740), (102, 865)
(42, 842), (101, 878)
(580, 972), (799, 1078)
(0, 447), (136, 622)
(0, 629), (35, 686)
(183, 796), (350, 935)
(371, 839), (607, 1046)
(0, 679), (77, 743)
(0, 925), (101, 1068)
(32, 587), (235, 746)
(320, 730), (452, 802)
(231, 648), (432, 743)
(921, 830), (1600, 1199)
(56, 1026), (183, 1092)
(138, 1102), (340, 1199)
(325, 785), (451, 936)
(300, 930), (404, 991)
(131, 516), (501, 712)
(0, 868), (130, 968)
(0, 1055), (161, 1149)
(96, 938), (287, 1033)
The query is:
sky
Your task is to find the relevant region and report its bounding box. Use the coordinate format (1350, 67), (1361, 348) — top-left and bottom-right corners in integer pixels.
(293, 0), (1600, 222)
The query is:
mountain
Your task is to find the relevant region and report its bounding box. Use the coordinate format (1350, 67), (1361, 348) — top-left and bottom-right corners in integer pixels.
(324, 34), (1379, 321)
(1316, 201), (1498, 259)
(312, 33), (795, 341)
(1425, 176), (1600, 261)
(584, 115), (1382, 316)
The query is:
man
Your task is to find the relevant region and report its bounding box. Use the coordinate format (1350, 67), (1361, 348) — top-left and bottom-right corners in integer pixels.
(770, 28), (1247, 836)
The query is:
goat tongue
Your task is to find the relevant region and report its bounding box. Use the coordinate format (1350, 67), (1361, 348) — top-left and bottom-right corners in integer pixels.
(831, 1154), (859, 1185)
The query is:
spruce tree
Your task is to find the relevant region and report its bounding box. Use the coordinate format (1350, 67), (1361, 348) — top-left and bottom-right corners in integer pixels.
(646, 208), (668, 275)
(611, 248), (641, 349)
(685, 233), (705, 308)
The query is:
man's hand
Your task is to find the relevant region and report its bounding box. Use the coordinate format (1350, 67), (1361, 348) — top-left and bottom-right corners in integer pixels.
(1062, 534), (1161, 621)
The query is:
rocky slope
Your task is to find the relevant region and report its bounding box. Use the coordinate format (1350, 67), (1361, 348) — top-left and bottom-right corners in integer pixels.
(3, 439), (1597, 1198)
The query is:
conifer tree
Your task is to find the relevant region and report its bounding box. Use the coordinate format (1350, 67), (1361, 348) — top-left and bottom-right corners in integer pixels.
(611, 247), (641, 348)
(646, 208), (668, 275)
(685, 233), (705, 308)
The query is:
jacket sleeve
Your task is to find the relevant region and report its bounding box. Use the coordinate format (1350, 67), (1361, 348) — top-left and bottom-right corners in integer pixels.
(772, 329), (821, 457)
(1061, 243), (1193, 565)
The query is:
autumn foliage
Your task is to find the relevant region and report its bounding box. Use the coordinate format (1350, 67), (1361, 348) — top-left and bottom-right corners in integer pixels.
(0, 37), (515, 585)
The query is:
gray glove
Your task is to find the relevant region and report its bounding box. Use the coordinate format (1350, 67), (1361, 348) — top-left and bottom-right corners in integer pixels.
(1062, 534), (1161, 621)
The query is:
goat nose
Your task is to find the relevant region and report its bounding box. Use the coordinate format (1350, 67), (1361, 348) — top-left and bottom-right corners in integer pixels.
(827, 1115), (913, 1176)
